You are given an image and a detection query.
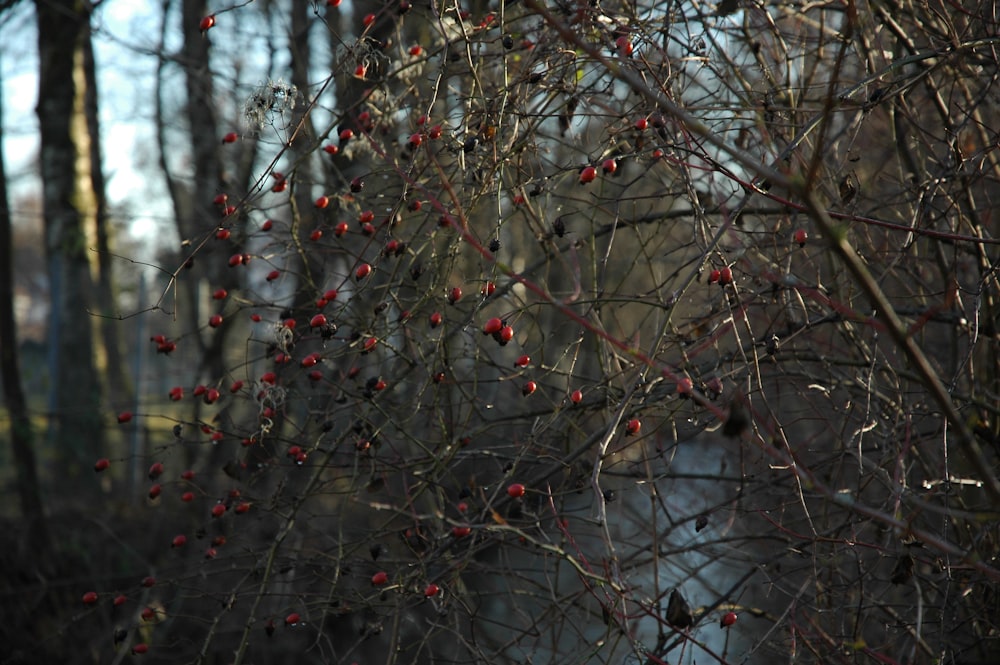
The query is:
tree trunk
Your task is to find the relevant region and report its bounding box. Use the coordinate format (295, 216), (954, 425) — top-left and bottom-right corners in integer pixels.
(35, 0), (104, 482)
(0, 49), (51, 568)
(83, 28), (134, 413)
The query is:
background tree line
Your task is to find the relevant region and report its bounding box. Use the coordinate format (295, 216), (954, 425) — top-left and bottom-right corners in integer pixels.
(1, 0), (999, 663)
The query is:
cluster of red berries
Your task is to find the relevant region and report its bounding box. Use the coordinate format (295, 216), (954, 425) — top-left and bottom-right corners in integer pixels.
(482, 317), (514, 346)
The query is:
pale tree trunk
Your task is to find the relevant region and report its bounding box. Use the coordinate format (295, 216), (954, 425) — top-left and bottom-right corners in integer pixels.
(83, 30), (134, 413)
(36, 0), (104, 482)
(0, 50), (51, 568)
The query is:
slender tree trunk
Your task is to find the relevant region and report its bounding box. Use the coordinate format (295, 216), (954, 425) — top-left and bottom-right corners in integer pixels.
(83, 30), (134, 412)
(35, 0), (104, 482)
(0, 50), (51, 567)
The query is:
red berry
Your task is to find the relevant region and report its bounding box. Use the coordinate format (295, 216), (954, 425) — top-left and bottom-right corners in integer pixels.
(354, 64), (367, 79)
(308, 370), (323, 381)
(222, 205), (236, 217)
(228, 253), (243, 267)
(169, 386), (184, 401)
(334, 222), (349, 236)
(309, 228), (323, 241)
(229, 380), (244, 394)
(327, 0), (341, 6)
(363, 12), (375, 26)
(448, 286), (462, 304)
(148, 484), (161, 499)
(266, 269), (281, 282)
(408, 132), (423, 147)
(141, 576), (156, 588)
(117, 411), (133, 424)
(213, 193), (228, 205)
(794, 229), (808, 246)
(579, 166), (597, 184)
(199, 15), (215, 31)
(429, 312), (442, 328)
(113, 594), (127, 607)
(212, 288), (228, 300)
(515, 355), (530, 368)
(371, 571), (389, 586)
(570, 389), (583, 404)
(482, 317), (503, 335)
(204, 388), (220, 404)
(342, 177), (362, 195)
(496, 325), (514, 345)
(719, 267), (733, 285)
(209, 314), (223, 328)
(522, 381), (537, 396)
(428, 124), (442, 140)
(181, 491), (195, 502)
(634, 117), (648, 131)
(708, 269), (721, 283)
(171, 534), (187, 548)
(651, 148), (664, 159)
(193, 385), (207, 397)
(82, 591), (98, 605)
(481, 281), (496, 297)
(452, 526), (471, 538)
(315, 195), (330, 209)
(355, 263), (372, 280)
(625, 418), (641, 436)
(409, 45), (423, 56)
(457, 501), (468, 513)
(721, 611), (738, 628)
(300, 353), (320, 368)
(131, 644), (149, 655)
(94, 458), (110, 472)
(204, 547), (217, 559)
(285, 612), (301, 626)
(602, 157), (618, 174)
(507, 483), (526, 498)
(310, 314), (328, 328)
(148, 462), (163, 479)
(360, 222), (375, 236)
(615, 35), (633, 57)
(140, 606), (156, 621)
(323, 143), (339, 155)
(222, 131), (238, 143)
(677, 377), (694, 396)
(261, 219), (273, 231)
(250, 313), (262, 322)
(235, 501), (251, 514)
(362, 337), (377, 353)
(424, 583), (440, 597)
(211, 503), (227, 518)
(339, 128), (354, 141)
